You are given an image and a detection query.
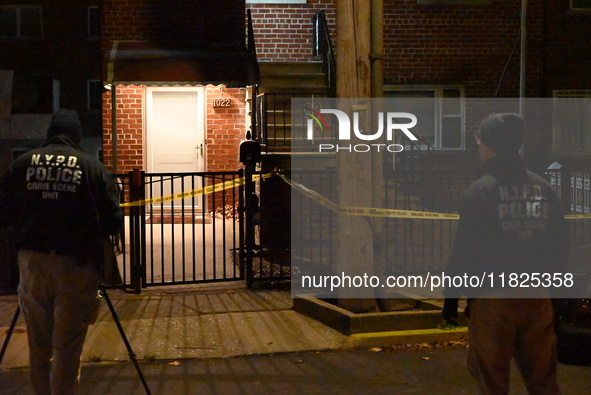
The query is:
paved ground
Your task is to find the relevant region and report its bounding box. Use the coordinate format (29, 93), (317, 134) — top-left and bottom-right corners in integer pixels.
(0, 283), (347, 368)
(1, 283), (591, 394)
(2, 347), (591, 395)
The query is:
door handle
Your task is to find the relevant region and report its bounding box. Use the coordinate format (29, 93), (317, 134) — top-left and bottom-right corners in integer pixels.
(195, 143), (204, 156)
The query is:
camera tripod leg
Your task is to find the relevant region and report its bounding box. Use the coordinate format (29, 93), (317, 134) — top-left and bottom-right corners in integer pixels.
(0, 304), (20, 365)
(99, 283), (151, 395)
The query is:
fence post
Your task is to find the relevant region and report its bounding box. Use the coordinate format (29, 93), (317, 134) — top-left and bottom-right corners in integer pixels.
(240, 139), (262, 288)
(129, 169), (145, 293)
(245, 166), (255, 288)
(547, 161), (571, 214)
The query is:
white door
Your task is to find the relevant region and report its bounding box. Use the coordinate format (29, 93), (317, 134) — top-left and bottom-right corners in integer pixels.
(147, 87), (205, 210)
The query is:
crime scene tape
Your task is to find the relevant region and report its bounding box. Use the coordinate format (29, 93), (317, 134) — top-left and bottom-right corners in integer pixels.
(121, 173), (273, 207)
(120, 170), (591, 221)
(565, 214), (591, 220)
(276, 173), (460, 220)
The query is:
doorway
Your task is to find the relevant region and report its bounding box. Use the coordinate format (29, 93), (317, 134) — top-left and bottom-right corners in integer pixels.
(146, 87), (206, 211)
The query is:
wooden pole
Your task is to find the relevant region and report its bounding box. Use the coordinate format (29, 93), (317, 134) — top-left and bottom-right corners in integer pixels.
(370, 0), (390, 307)
(335, 0), (377, 312)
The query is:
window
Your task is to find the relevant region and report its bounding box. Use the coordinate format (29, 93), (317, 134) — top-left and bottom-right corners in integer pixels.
(384, 86), (464, 150)
(88, 80), (102, 111)
(553, 90), (591, 155)
(87, 6), (100, 39)
(0, 6), (42, 38)
(571, 0), (591, 10)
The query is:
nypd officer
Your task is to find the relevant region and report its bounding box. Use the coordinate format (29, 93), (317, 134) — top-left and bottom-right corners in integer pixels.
(442, 113), (568, 394)
(0, 109), (122, 394)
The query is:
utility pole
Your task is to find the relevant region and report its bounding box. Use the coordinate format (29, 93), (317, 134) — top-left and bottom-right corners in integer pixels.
(335, 0), (378, 312)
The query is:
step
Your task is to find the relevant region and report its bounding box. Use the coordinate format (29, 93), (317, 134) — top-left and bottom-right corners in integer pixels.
(258, 61), (328, 94)
(257, 93), (326, 107)
(258, 61), (324, 76)
(260, 74), (326, 88)
(259, 84), (328, 95)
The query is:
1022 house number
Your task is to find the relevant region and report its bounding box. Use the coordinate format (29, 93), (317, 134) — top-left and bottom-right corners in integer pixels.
(213, 98), (231, 108)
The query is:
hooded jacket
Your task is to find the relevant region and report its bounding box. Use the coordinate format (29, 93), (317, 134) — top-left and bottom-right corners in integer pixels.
(445, 154), (568, 298)
(0, 136), (123, 261)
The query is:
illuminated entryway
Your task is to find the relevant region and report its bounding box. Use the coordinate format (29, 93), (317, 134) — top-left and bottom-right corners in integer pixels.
(146, 86), (206, 211)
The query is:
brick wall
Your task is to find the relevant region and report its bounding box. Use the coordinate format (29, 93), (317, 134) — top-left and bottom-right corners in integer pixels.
(102, 85), (143, 173)
(101, 0), (244, 50)
(246, 0), (336, 62)
(102, 85), (248, 174)
(544, 0), (591, 92)
(383, 0), (544, 99)
(205, 87), (247, 211)
(205, 87), (248, 172)
(382, 0), (552, 170)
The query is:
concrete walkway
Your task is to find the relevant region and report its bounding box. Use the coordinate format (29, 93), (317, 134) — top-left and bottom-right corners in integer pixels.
(1, 282), (349, 369)
(2, 283), (591, 395)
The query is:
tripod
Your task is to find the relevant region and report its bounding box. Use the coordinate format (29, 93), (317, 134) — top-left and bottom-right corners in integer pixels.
(0, 284), (151, 395)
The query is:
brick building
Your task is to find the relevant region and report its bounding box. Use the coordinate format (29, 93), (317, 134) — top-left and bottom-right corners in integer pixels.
(247, 0), (590, 173)
(101, 0), (256, 175)
(1, 0), (588, 197)
(1, 0), (590, 291)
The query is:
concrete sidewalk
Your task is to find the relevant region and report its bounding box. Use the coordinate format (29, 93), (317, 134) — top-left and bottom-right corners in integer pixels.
(1, 282), (471, 370)
(2, 347), (591, 394)
(0, 282), (351, 369)
(2, 283), (590, 394)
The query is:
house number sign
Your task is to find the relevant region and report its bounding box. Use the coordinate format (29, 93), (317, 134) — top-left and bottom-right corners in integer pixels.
(213, 98), (232, 108)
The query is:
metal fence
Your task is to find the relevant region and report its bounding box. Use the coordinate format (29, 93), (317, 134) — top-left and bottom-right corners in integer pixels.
(0, 170), (246, 295)
(546, 162), (591, 246)
(289, 150), (478, 279)
(3, 160), (590, 295)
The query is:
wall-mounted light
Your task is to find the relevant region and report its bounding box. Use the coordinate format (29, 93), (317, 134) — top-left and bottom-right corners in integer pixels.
(104, 83), (112, 91)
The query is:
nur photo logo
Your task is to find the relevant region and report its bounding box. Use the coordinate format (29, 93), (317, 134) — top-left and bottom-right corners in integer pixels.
(302, 100), (419, 153)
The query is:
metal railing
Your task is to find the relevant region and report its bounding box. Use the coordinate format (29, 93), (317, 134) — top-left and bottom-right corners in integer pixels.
(256, 92), (329, 152)
(313, 10), (336, 97)
(247, 9), (260, 140)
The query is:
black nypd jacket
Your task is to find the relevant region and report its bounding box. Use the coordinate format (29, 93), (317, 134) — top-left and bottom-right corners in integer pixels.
(0, 137), (123, 260)
(445, 154), (568, 298)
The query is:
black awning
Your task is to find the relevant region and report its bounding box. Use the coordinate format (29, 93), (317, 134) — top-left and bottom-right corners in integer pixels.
(103, 41), (258, 87)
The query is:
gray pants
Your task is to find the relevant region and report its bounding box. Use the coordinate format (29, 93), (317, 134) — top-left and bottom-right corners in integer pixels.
(17, 250), (100, 395)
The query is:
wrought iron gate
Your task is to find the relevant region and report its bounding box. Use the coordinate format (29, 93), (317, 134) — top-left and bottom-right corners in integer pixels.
(114, 170), (245, 292)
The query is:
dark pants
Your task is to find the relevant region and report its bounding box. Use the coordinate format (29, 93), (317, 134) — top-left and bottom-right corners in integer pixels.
(18, 250), (100, 395)
(468, 298), (560, 395)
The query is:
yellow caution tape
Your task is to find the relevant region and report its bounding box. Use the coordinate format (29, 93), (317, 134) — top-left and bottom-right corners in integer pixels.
(565, 214), (591, 220)
(277, 173), (460, 220)
(278, 173), (590, 221)
(121, 173), (272, 207)
(121, 170), (591, 222)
